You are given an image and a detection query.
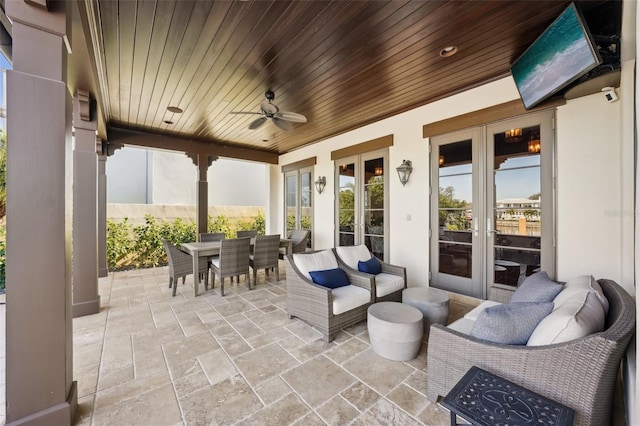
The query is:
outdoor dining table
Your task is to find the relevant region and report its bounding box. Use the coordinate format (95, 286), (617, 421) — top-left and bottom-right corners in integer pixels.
(181, 237), (293, 296)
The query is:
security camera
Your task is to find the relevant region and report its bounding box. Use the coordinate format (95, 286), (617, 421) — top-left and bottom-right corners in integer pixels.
(601, 87), (618, 103)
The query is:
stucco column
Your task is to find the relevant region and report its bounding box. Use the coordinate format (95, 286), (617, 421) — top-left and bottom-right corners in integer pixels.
(98, 144), (108, 277)
(72, 90), (100, 317)
(196, 154), (209, 238)
(5, 1), (77, 425)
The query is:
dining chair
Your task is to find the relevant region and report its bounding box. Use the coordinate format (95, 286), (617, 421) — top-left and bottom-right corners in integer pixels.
(162, 238), (209, 297)
(236, 229), (258, 239)
(199, 232), (225, 242)
(210, 237), (251, 296)
(198, 232), (226, 277)
(279, 229), (310, 259)
(250, 234), (281, 283)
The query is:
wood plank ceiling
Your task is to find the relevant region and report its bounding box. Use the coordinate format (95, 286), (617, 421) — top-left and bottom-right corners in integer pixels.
(81, 0), (618, 157)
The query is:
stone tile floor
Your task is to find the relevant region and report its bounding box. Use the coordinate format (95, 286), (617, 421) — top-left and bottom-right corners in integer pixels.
(72, 266), (472, 426)
(0, 266), (627, 425)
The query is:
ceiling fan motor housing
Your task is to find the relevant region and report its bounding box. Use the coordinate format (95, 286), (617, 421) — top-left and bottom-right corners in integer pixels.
(265, 90), (275, 101)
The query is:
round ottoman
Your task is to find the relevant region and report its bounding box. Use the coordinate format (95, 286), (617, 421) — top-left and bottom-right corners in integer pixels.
(402, 287), (450, 331)
(367, 302), (423, 361)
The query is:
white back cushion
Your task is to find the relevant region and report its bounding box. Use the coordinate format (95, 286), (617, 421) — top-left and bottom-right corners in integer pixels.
(527, 291), (605, 346)
(556, 275), (609, 314)
(293, 249), (338, 280)
(335, 245), (371, 269)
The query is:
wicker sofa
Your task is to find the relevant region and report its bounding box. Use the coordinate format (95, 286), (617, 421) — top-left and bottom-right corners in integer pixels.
(426, 279), (635, 426)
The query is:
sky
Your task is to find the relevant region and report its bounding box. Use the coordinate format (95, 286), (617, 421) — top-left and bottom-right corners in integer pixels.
(440, 156), (541, 203)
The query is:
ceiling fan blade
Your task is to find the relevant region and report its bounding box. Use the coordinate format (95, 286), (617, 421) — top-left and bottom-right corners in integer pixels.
(275, 111), (307, 123)
(248, 117), (268, 130)
(230, 111), (261, 115)
(272, 117), (293, 131)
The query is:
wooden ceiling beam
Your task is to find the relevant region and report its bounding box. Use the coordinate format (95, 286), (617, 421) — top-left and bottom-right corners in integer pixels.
(106, 126), (279, 164)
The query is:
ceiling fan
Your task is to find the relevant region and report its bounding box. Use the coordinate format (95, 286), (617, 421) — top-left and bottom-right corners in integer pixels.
(230, 90), (307, 132)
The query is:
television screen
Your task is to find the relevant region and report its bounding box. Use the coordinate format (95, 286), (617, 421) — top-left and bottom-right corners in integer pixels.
(511, 3), (602, 110)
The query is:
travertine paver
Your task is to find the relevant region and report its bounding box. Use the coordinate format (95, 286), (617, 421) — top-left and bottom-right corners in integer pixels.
(69, 266), (476, 425)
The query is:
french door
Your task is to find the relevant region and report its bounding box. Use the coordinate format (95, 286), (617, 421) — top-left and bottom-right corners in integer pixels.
(284, 167), (313, 247)
(430, 111), (554, 299)
(336, 150), (388, 261)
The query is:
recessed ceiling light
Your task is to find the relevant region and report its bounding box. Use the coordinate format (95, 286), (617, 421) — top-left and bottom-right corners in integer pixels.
(167, 106), (183, 114)
(439, 46), (458, 58)
(163, 120), (174, 125)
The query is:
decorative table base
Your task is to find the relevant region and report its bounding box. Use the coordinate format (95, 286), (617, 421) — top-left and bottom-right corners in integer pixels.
(441, 366), (575, 426)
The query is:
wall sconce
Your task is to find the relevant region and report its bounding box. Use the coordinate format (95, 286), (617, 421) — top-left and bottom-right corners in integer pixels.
(396, 160), (413, 186)
(314, 176), (326, 194)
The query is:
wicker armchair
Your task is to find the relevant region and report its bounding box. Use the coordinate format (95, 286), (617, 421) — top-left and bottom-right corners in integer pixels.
(210, 237), (251, 296)
(426, 279), (636, 426)
(285, 249), (374, 342)
(334, 245), (407, 302)
(162, 239), (209, 297)
(250, 234), (281, 283)
(279, 229), (310, 259)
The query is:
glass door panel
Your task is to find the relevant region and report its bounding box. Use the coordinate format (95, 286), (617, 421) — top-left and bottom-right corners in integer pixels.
(338, 162), (356, 246)
(285, 173), (297, 235)
(491, 125), (543, 287)
(438, 149), (473, 278)
(300, 171), (313, 248)
(433, 136), (480, 297)
(363, 157), (385, 259)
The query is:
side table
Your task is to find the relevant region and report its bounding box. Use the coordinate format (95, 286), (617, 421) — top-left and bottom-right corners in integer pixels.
(402, 287), (449, 330)
(441, 366), (575, 426)
(367, 302), (423, 361)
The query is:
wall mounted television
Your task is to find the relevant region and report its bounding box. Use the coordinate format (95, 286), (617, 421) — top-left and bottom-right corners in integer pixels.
(511, 3), (602, 110)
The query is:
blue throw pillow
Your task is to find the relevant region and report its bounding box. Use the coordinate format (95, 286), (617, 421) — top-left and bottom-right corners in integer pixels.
(470, 302), (553, 345)
(309, 268), (350, 289)
(358, 256), (382, 275)
(510, 271), (563, 303)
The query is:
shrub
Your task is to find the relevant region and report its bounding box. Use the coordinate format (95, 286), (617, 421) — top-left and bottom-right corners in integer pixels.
(208, 214), (232, 238)
(106, 218), (134, 268)
(107, 212), (264, 271)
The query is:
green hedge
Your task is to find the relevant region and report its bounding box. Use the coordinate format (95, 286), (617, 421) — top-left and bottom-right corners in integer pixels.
(107, 212), (265, 270)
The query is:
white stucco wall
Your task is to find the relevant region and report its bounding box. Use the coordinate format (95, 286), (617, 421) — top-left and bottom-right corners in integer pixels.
(107, 148), (267, 206)
(277, 74), (633, 291)
(556, 87), (633, 287)
(106, 147), (151, 203)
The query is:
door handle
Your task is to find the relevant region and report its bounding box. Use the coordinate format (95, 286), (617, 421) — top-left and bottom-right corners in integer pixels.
(473, 218), (478, 237)
(487, 218), (497, 237)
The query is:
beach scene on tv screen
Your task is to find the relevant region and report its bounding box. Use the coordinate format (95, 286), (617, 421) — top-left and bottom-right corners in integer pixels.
(512, 5), (599, 109)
